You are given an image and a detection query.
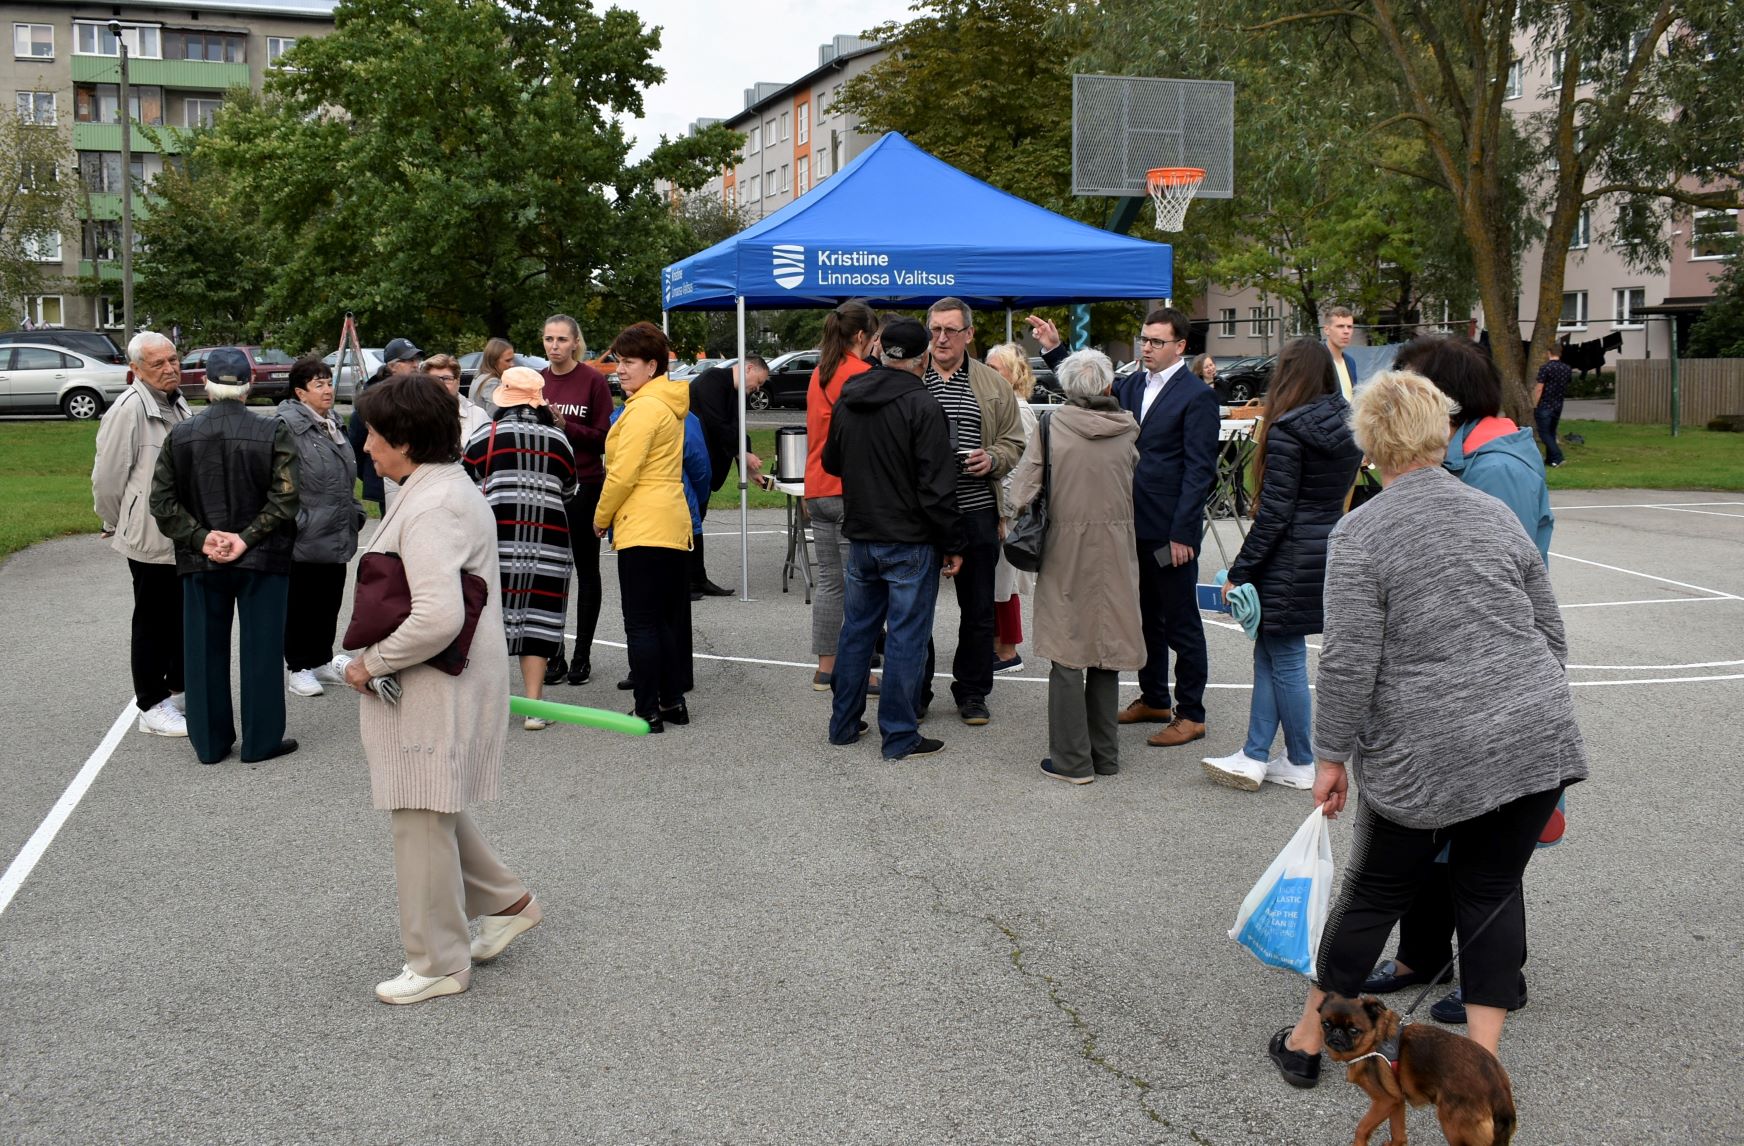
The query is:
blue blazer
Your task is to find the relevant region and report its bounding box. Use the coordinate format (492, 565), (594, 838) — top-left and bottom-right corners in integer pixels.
(1113, 365), (1221, 549)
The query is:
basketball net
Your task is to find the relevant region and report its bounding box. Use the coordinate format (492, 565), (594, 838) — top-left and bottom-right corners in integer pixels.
(1146, 166), (1205, 232)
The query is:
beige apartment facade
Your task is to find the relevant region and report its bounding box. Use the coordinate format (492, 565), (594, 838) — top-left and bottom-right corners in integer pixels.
(5, 1), (336, 334)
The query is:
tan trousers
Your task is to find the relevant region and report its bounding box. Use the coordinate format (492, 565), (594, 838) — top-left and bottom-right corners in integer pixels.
(390, 809), (527, 978)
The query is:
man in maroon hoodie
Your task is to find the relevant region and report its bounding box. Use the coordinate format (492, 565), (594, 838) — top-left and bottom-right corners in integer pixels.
(540, 313), (614, 685)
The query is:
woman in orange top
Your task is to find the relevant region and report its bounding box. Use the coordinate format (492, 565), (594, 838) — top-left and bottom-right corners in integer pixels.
(804, 300), (879, 690)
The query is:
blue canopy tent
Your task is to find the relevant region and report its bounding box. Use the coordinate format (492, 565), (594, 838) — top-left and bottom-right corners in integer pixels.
(659, 131), (1174, 596)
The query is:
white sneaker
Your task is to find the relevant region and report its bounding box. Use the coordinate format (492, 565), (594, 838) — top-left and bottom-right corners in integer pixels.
(287, 668), (324, 697)
(138, 699), (188, 738)
(471, 897), (543, 962)
(374, 964), (470, 1005)
(313, 655), (352, 685)
(1264, 756), (1317, 790)
(167, 691), (186, 713)
(523, 716), (550, 731)
(1200, 749), (1265, 792)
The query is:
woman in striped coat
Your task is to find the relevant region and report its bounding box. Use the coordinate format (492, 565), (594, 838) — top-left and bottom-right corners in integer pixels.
(463, 367), (577, 730)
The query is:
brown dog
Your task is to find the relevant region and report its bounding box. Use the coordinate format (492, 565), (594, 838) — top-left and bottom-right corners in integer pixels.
(1318, 993), (1516, 1146)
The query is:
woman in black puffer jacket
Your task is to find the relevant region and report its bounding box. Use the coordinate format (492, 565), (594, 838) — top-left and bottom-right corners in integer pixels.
(1202, 338), (1363, 792)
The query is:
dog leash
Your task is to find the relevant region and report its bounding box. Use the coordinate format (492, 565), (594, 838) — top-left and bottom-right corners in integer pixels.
(1400, 886), (1520, 1018)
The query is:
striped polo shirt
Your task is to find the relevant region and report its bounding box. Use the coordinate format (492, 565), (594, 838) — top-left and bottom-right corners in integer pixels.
(924, 360), (997, 514)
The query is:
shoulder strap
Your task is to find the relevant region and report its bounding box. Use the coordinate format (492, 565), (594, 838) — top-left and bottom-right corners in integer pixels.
(1039, 411), (1052, 494)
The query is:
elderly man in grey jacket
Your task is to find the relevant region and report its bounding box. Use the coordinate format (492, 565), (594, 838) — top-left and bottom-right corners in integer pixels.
(92, 330), (193, 737)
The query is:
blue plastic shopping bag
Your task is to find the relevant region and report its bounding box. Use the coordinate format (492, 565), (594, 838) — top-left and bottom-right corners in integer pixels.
(1230, 806), (1335, 977)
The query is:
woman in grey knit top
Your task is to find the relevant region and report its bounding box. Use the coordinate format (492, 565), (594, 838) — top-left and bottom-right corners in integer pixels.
(1267, 369), (1588, 1090)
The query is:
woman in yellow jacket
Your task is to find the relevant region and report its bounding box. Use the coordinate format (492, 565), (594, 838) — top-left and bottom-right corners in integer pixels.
(594, 322), (694, 731)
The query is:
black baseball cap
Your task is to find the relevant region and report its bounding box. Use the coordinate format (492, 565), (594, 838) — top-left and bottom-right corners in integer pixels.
(383, 337), (422, 364)
(206, 347), (251, 385)
(878, 318), (929, 362)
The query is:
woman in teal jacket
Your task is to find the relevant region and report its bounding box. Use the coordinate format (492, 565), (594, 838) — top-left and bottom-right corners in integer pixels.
(1395, 337), (1553, 562)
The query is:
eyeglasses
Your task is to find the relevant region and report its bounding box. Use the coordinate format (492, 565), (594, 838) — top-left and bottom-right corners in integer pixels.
(928, 325), (969, 339)
(1138, 336), (1185, 349)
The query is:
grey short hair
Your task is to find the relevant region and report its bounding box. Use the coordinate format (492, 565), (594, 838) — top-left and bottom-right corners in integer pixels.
(1057, 349), (1114, 400)
(204, 380), (251, 402)
(927, 296), (973, 329)
(127, 330), (175, 365)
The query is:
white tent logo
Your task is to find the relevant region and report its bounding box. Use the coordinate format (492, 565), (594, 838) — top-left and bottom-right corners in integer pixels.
(772, 244), (806, 289)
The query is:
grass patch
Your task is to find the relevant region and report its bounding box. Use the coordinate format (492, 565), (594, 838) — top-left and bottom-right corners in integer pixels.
(0, 423), (103, 558)
(1546, 420), (1744, 490)
(706, 428), (786, 510)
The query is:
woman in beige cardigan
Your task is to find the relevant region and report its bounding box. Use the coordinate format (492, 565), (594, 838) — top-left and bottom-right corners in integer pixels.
(1007, 349), (1144, 784)
(343, 374), (541, 1005)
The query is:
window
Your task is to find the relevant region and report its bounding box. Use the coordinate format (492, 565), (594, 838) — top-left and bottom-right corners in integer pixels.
(1613, 287), (1645, 327)
(1505, 60), (1523, 99)
(724, 184), (735, 210)
(1691, 209), (1739, 260)
(779, 111), (789, 141)
(815, 147), (828, 180)
(164, 30), (245, 63)
(75, 84), (165, 125)
(1558, 290), (1588, 330)
(20, 159), (57, 189)
(746, 173), (761, 201)
(831, 84), (842, 113)
(267, 36), (297, 65)
(185, 98), (223, 128)
(764, 118), (776, 144)
(99, 297), (124, 329)
(78, 152), (145, 193)
(24, 296), (63, 327)
(85, 220), (125, 262)
(21, 232), (62, 262)
(1219, 308), (1238, 337)
(1249, 306), (1273, 337)
(1551, 47), (1580, 86)
(75, 22), (162, 59)
(778, 164), (789, 193)
(1570, 207), (1590, 249)
(797, 103), (809, 146)
(746, 124), (760, 153)
(14, 23), (53, 59)
(16, 90), (55, 125)
(796, 155), (809, 196)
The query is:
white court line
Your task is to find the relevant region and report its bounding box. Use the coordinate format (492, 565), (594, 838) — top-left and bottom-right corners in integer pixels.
(1547, 551), (1741, 599)
(1554, 500), (1744, 510)
(1569, 658), (1744, 670)
(1644, 507), (1744, 520)
(1561, 596), (1741, 609)
(1571, 673), (1744, 687)
(0, 703), (136, 918)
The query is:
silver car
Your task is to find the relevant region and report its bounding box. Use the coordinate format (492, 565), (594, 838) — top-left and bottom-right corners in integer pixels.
(322, 347), (383, 403)
(0, 343), (131, 420)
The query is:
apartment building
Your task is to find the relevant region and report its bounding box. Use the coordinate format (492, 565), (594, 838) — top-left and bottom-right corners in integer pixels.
(6, 1), (336, 332)
(695, 35), (885, 221)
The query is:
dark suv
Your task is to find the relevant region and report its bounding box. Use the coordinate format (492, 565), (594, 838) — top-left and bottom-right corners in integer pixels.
(0, 328), (126, 365)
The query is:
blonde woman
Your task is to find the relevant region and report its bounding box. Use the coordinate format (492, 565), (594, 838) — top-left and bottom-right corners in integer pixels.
(984, 343), (1040, 673)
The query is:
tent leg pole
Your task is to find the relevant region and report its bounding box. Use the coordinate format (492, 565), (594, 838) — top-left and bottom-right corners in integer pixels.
(1005, 308), (1013, 342)
(738, 296), (750, 600)
(661, 309), (668, 335)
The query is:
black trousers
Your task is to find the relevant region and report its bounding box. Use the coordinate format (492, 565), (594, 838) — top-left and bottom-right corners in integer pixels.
(1136, 540), (1208, 722)
(183, 568), (289, 764)
(617, 546), (692, 717)
(559, 481), (605, 668)
(127, 559), (184, 711)
(689, 529), (714, 589)
(1317, 785), (1565, 1010)
(923, 507), (999, 708)
(284, 561), (348, 671)
(1394, 864), (1531, 980)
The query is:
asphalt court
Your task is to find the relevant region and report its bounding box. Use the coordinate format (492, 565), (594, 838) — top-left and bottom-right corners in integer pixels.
(1, 490), (1740, 1144)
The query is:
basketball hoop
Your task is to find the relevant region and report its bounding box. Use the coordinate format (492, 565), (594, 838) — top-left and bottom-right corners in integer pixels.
(1146, 166), (1206, 232)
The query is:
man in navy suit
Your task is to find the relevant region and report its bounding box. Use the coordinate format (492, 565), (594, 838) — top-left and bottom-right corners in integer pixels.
(1031, 307), (1219, 748)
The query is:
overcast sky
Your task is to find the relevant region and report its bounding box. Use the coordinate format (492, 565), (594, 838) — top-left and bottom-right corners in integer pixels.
(614, 0), (916, 160)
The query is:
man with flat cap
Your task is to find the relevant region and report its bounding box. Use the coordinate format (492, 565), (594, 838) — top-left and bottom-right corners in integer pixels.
(822, 317), (964, 761)
(349, 336), (421, 514)
(151, 347), (301, 764)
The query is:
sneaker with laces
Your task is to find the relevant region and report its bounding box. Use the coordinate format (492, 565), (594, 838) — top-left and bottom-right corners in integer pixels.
(167, 691), (187, 713)
(374, 965), (470, 1005)
(1201, 750), (1265, 791)
(138, 699), (188, 738)
(958, 700), (991, 726)
(313, 655), (352, 685)
(523, 715), (551, 731)
(288, 668), (324, 697)
(1263, 756), (1316, 789)
(471, 897), (543, 962)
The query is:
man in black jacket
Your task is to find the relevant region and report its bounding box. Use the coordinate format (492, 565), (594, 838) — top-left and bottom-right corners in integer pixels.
(688, 355), (769, 596)
(822, 318), (963, 760)
(151, 347), (301, 765)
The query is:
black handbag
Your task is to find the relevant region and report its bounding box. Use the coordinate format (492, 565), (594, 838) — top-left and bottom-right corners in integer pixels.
(1002, 414), (1052, 573)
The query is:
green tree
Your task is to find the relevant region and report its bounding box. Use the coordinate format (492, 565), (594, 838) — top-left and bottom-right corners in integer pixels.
(0, 109), (79, 323)
(1686, 255), (1744, 357)
(135, 0), (738, 353)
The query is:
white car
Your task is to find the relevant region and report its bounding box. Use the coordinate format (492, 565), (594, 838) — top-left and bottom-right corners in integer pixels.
(322, 347), (384, 402)
(0, 343), (131, 420)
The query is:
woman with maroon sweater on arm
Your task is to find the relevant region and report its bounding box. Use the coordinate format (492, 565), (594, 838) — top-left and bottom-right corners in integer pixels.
(539, 313), (614, 686)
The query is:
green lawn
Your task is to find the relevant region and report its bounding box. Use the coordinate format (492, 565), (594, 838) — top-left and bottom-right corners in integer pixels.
(707, 428), (787, 511)
(1545, 420), (1744, 491)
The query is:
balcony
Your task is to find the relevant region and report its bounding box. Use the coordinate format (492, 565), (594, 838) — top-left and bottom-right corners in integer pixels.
(71, 56), (251, 91)
(71, 123), (189, 155)
(79, 261), (125, 282)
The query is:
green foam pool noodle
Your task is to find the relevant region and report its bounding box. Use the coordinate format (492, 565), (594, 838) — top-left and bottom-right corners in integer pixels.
(509, 696), (651, 735)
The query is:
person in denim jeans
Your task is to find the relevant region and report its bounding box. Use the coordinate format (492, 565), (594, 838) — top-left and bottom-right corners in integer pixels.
(1533, 344), (1571, 467)
(821, 318), (964, 759)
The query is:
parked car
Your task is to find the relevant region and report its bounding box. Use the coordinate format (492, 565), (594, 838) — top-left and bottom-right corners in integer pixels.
(0, 342), (131, 420)
(1214, 354), (1275, 404)
(180, 345), (297, 402)
(323, 347), (383, 402)
(758, 349), (819, 409)
(0, 328), (126, 366)
(457, 351), (549, 395)
(669, 357), (723, 381)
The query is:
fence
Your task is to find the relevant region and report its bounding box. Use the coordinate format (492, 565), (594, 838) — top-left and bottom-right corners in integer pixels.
(1615, 359), (1744, 425)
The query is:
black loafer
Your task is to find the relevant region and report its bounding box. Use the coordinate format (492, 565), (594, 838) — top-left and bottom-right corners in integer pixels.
(659, 701), (689, 726)
(1363, 958), (1454, 995)
(242, 738), (298, 763)
(1268, 1026), (1321, 1089)
(1430, 978), (1528, 1024)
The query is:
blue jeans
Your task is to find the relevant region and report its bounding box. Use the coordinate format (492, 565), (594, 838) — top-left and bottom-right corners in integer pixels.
(1534, 404), (1564, 465)
(830, 541), (940, 758)
(1242, 632), (1313, 765)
